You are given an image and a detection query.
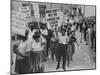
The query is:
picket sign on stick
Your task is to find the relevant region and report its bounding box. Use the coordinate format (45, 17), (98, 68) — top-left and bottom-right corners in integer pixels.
(32, 3), (40, 29)
(46, 9), (64, 29)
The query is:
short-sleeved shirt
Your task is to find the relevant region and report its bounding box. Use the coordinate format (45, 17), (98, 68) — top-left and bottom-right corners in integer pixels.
(40, 29), (48, 36)
(18, 40), (32, 54)
(40, 35), (47, 44)
(17, 41), (27, 59)
(32, 36), (46, 52)
(51, 31), (57, 42)
(58, 32), (69, 44)
(69, 36), (77, 44)
(32, 40), (42, 52)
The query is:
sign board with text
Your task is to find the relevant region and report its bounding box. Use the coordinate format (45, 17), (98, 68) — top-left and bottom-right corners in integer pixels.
(31, 3), (40, 21)
(11, 10), (26, 36)
(19, 6), (31, 18)
(46, 9), (62, 29)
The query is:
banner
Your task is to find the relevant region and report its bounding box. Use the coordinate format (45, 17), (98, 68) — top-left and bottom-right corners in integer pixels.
(11, 10), (26, 36)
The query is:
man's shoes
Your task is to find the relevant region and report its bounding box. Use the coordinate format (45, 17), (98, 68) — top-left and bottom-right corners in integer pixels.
(67, 64), (70, 67)
(56, 66), (60, 69)
(63, 67), (66, 71)
(71, 57), (73, 61)
(86, 43), (88, 45)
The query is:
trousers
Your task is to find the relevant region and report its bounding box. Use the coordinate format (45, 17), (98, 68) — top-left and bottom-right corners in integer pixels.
(57, 43), (68, 68)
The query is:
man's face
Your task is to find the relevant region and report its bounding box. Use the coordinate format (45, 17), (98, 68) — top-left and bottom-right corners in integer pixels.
(62, 30), (65, 35)
(36, 38), (39, 42)
(42, 26), (45, 29)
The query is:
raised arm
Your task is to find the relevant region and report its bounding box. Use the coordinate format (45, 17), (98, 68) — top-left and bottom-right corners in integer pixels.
(76, 40), (79, 47)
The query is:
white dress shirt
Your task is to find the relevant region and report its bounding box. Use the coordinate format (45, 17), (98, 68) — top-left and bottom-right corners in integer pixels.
(51, 31), (57, 42)
(58, 32), (69, 44)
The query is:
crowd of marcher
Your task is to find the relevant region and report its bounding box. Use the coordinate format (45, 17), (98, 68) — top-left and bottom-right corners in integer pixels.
(11, 15), (96, 74)
(79, 16), (96, 64)
(79, 16), (96, 50)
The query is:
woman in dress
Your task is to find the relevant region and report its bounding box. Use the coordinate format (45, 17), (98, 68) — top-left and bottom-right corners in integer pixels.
(14, 34), (32, 74)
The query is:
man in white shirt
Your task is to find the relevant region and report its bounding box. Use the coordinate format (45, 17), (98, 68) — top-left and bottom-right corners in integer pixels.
(56, 27), (69, 71)
(71, 22), (76, 32)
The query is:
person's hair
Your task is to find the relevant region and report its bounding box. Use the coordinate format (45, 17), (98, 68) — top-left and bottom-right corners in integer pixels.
(64, 25), (67, 29)
(72, 15), (74, 19)
(16, 34), (27, 42)
(73, 22), (76, 25)
(12, 35), (15, 41)
(32, 31), (40, 40)
(22, 36), (27, 42)
(68, 26), (71, 30)
(28, 22), (39, 31)
(40, 23), (47, 29)
(61, 27), (66, 32)
(16, 30), (29, 42)
(67, 19), (69, 22)
(91, 24), (94, 28)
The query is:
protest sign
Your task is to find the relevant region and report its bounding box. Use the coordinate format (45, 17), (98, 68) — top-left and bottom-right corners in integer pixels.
(11, 10), (26, 36)
(46, 9), (62, 29)
(19, 6), (31, 18)
(31, 3), (40, 21)
(31, 3), (40, 29)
